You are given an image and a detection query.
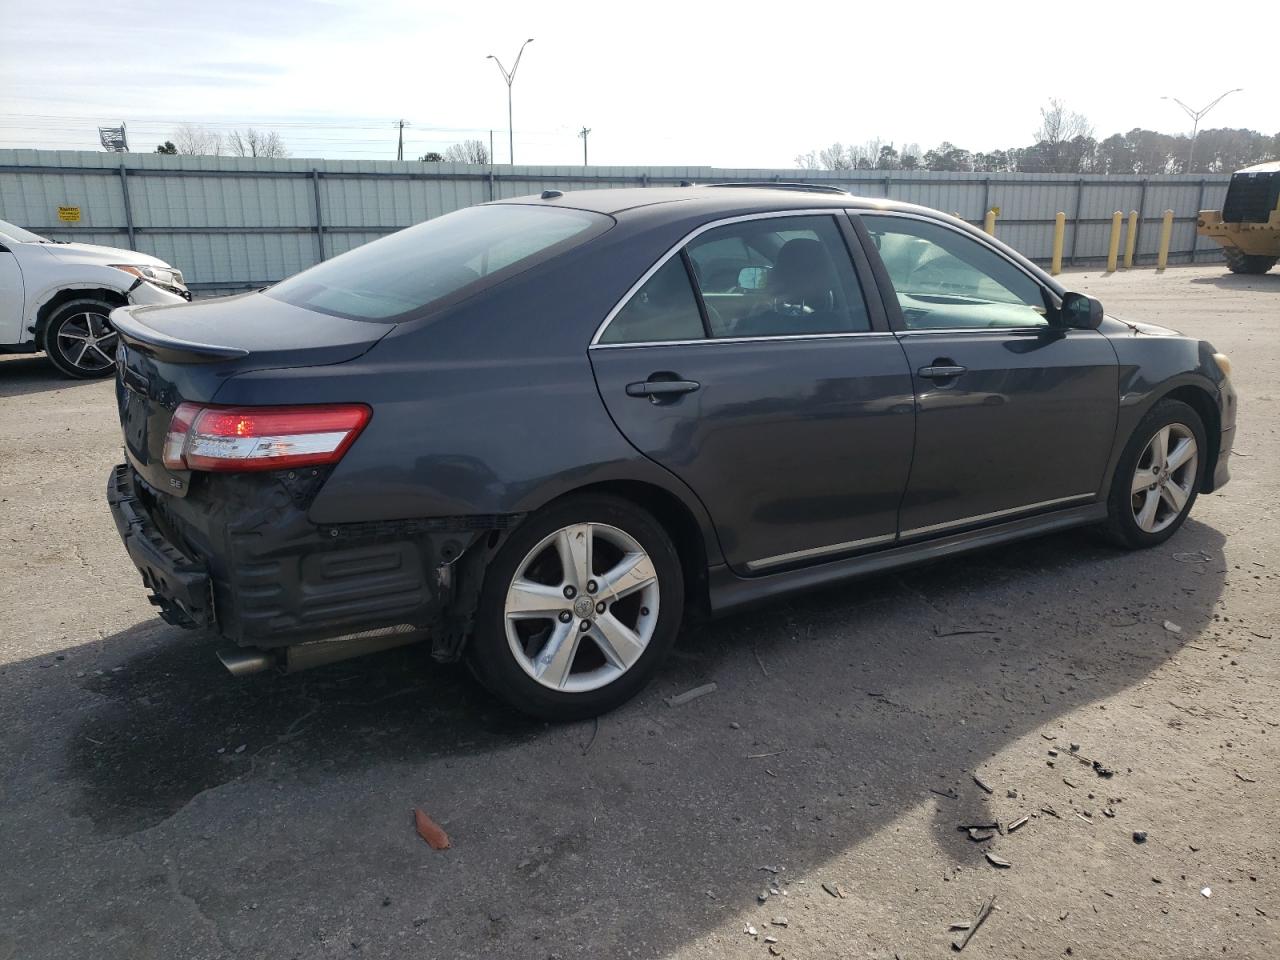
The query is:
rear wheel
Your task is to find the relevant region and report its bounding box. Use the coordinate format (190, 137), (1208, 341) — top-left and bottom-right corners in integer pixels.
(1224, 248), (1278, 275)
(1102, 399), (1206, 549)
(42, 298), (120, 379)
(468, 494), (684, 721)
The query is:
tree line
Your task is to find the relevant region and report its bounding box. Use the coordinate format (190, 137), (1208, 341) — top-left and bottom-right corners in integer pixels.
(795, 100), (1279, 175)
(155, 123), (289, 158)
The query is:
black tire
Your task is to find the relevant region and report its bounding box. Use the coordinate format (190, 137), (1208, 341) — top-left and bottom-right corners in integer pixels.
(467, 494), (684, 721)
(1102, 398), (1207, 550)
(1223, 248), (1278, 276)
(42, 298), (121, 379)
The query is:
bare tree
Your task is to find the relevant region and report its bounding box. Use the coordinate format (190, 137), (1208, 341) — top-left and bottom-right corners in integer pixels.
(173, 123), (223, 156)
(1034, 99), (1093, 152)
(442, 139), (491, 164)
(794, 150), (820, 170)
(226, 128), (289, 159)
(819, 143), (854, 170)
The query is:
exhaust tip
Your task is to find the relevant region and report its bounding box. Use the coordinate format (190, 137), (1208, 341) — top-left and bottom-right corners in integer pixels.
(217, 647), (276, 677)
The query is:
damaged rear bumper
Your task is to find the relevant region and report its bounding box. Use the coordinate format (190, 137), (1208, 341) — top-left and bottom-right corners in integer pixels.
(106, 463), (516, 660)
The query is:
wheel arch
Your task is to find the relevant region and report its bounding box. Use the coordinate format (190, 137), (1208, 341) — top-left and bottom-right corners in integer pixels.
(34, 286), (128, 346)
(1160, 384), (1221, 493)
(541, 479), (713, 619)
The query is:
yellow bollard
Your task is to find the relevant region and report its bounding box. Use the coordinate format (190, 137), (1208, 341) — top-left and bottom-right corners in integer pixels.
(1051, 212), (1066, 275)
(983, 208), (997, 236)
(1106, 211), (1123, 272)
(1124, 210), (1138, 269)
(1157, 209), (1174, 271)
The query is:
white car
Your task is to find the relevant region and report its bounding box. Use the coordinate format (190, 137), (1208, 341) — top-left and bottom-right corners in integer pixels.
(0, 218), (190, 378)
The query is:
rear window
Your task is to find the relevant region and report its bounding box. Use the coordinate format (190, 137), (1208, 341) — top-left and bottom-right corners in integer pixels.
(264, 204), (609, 321)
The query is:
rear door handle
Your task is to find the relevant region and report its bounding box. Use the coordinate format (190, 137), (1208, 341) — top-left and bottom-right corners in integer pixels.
(918, 364), (967, 380)
(625, 378), (701, 400)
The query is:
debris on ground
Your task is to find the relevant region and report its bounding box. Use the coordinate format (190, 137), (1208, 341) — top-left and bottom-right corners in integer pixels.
(1041, 806), (1061, 819)
(1234, 770), (1258, 783)
(744, 924), (758, 936)
(665, 682), (717, 707)
(822, 882), (845, 899)
(1133, 831), (1148, 844)
(1163, 620), (1183, 634)
(1201, 887), (1212, 898)
(949, 921), (971, 931)
(758, 889), (770, 903)
(951, 895), (996, 951)
(770, 917), (788, 927)
(930, 786), (959, 800)
(1007, 815), (1030, 833)
(412, 809), (451, 850)
(984, 852), (1010, 869)
(973, 774), (994, 794)
(967, 828), (995, 842)
(934, 626), (997, 637)
(1172, 550), (1212, 564)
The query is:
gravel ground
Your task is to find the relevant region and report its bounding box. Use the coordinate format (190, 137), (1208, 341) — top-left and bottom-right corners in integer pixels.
(1, 265), (1276, 959)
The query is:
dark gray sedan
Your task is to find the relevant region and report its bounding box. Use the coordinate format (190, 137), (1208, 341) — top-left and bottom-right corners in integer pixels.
(107, 184), (1237, 719)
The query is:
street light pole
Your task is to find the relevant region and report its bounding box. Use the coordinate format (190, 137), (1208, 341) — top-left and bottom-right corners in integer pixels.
(487, 38), (534, 165)
(579, 126), (591, 166)
(1162, 88), (1243, 172)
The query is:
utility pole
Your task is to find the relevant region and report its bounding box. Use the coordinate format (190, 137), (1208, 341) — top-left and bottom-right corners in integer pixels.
(486, 39), (535, 164)
(1161, 89), (1243, 172)
(396, 119), (407, 162)
(579, 126), (591, 166)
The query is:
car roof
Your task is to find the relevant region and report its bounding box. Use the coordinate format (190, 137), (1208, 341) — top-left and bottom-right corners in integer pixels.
(493, 184), (942, 221)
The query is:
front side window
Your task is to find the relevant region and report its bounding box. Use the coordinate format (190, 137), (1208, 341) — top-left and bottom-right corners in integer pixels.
(686, 215), (871, 337)
(266, 204), (608, 322)
(861, 215), (1048, 330)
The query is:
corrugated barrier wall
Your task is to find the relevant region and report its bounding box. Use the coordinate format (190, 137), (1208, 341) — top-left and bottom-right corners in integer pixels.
(0, 150), (1231, 292)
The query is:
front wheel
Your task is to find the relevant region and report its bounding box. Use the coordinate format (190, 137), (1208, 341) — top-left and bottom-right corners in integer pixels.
(42, 298), (121, 379)
(1102, 399), (1207, 549)
(468, 494), (684, 721)
(1224, 248), (1278, 275)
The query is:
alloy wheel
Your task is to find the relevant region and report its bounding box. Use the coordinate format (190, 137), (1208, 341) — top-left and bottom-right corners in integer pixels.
(56, 312), (118, 374)
(504, 522), (659, 693)
(1130, 423), (1198, 534)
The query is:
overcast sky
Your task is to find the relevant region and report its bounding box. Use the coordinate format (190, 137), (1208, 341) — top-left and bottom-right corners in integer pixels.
(1, 0), (1276, 167)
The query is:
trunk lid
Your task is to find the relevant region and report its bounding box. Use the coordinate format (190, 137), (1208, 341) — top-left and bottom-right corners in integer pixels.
(112, 292), (392, 496)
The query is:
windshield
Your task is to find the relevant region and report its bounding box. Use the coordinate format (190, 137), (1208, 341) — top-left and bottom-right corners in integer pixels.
(264, 204), (610, 322)
(0, 219), (49, 244)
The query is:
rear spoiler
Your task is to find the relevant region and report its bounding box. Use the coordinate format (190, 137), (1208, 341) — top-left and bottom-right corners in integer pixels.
(110, 307), (250, 363)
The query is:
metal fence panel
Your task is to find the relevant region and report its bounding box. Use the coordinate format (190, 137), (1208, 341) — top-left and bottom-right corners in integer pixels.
(0, 149), (1234, 291)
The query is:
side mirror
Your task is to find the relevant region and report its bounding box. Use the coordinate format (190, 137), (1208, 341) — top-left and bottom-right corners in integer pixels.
(1060, 292), (1103, 330)
(737, 265), (769, 291)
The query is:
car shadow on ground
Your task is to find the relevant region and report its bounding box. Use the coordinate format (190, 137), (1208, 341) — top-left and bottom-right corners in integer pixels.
(0, 354), (100, 398)
(1188, 271), (1280, 290)
(6, 519), (1227, 958)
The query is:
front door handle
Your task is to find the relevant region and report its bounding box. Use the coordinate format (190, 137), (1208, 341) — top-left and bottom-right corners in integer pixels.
(918, 364), (967, 380)
(625, 378), (700, 401)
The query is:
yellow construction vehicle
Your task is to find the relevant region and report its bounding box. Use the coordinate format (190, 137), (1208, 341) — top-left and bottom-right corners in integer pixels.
(1197, 161), (1280, 274)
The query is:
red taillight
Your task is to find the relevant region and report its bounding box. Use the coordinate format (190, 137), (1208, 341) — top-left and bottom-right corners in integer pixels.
(162, 403), (371, 472)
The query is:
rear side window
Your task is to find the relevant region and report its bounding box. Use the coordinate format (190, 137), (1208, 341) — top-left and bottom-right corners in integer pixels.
(265, 204), (609, 322)
(686, 215), (871, 338)
(599, 255), (705, 345)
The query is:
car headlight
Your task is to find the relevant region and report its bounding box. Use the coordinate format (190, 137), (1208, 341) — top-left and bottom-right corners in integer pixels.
(1213, 352), (1232, 378)
(111, 263), (185, 288)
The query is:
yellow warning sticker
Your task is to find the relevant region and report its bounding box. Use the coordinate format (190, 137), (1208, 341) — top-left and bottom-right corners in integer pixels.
(57, 206), (81, 223)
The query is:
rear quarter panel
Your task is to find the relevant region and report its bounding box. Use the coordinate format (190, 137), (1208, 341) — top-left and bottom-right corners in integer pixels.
(211, 213), (726, 564)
